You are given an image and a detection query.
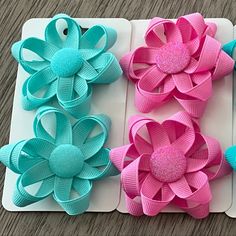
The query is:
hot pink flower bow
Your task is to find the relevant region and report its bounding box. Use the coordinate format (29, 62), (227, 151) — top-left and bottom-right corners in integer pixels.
(110, 112), (231, 218)
(121, 13), (234, 118)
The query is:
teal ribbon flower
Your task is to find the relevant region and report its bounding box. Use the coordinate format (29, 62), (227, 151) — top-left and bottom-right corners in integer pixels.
(223, 40), (236, 69)
(224, 40), (236, 169)
(11, 14), (122, 118)
(0, 106), (118, 215)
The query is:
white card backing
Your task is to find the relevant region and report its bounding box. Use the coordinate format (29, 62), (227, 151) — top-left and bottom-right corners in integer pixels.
(117, 19), (233, 213)
(225, 25), (236, 218)
(2, 18), (131, 212)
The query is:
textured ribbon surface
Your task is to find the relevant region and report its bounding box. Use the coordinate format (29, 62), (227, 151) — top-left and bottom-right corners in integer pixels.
(223, 40), (236, 69)
(121, 13), (234, 118)
(225, 146), (236, 170)
(223, 41), (236, 169)
(110, 112), (231, 218)
(11, 13), (122, 118)
(0, 106), (118, 215)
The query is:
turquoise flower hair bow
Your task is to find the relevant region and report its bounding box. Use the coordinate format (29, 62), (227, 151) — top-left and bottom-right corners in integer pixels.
(223, 40), (236, 69)
(11, 14), (122, 118)
(0, 106), (118, 215)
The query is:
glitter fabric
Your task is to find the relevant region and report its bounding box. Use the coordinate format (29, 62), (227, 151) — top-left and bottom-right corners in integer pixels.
(155, 42), (191, 74)
(149, 146), (187, 183)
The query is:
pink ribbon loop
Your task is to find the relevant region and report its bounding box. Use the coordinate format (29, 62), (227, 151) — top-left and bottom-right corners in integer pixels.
(110, 111), (232, 218)
(121, 13), (234, 118)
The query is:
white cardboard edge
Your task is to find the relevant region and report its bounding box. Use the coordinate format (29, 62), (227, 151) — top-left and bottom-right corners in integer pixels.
(2, 18), (131, 213)
(117, 18), (234, 214)
(225, 25), (236, 218)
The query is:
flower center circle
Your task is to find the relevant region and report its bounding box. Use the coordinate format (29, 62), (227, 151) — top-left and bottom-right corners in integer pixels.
(155, 42), (191, 74)
(149, 146), (187, 183)
(49, 144), (84, 178)
(51, 48), (83, 77)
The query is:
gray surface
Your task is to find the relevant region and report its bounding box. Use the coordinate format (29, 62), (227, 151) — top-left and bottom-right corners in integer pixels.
(0, 0), (236, 235)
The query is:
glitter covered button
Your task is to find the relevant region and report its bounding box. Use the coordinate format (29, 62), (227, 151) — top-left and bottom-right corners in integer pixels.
(149, 146), (187, 183)
(51, 48), (83, 77)
(49, 144), (84, 178)
(155, 42), (191, 74)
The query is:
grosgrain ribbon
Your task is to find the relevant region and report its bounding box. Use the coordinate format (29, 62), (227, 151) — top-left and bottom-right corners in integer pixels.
(110, 111), (231, 219)
(223, 41), (236, 168)
(0, 106), (118, 215)
(11, 14), (122, 118)
(120, 13), (234, 118)
(223, 40), (236, 69)
(225, 146), (236, 171)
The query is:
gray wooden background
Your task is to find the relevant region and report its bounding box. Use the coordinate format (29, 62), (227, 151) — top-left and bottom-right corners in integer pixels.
(0, 0), (236, 235)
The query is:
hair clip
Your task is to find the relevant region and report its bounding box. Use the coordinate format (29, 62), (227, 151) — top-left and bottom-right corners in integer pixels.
(11, 14), (122, 118)
(121, 13), (234, 118)
(110, 112), (231, 218)
(0, 106), (118, 215)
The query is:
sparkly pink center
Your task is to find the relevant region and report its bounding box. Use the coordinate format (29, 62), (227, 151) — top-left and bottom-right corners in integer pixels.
(149, 146), (187, 183)
(155, 42), (191, 74)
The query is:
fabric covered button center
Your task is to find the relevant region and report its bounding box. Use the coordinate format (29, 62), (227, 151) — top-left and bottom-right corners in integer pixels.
(149, 146), (187, 183)
(49, 144), (84, 178)
(155, 42), (190, 74)
(51, 48), (83, 77)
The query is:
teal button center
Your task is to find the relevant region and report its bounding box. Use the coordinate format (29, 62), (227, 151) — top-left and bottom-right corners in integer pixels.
(49, 144), (84, 178)
(51, 48), (83, 77)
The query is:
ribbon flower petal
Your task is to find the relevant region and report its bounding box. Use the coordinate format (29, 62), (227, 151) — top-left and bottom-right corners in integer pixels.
(121, 13), (234, 118)
(222, 40), (236, 170)
(110, 111), (231, 218)
(0, 106), (118, 215)
(223, 40), (236, 69)
(11, 14), (122, 118)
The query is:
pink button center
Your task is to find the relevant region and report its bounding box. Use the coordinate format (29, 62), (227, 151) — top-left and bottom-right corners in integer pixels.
(155, 42), (191, 74)
(149, 146), (187, 183)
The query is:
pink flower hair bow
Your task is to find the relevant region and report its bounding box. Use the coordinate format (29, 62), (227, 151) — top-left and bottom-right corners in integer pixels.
(121, 13), (234, 118)
(110, 112), (231, 218)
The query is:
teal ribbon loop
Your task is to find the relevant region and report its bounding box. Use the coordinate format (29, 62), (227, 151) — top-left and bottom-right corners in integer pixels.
(0, 106), (118, 215)
(223, 40), (236, 169)
(225, 146), (236, 170)
(11, 14), (123, 118)
(222, 40), (236, 70)
(223, 40), (236, 168)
